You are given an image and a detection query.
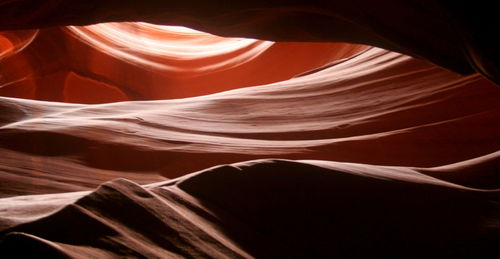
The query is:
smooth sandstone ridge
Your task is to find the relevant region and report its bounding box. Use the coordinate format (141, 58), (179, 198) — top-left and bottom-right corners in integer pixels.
(0, 1), (499, 257)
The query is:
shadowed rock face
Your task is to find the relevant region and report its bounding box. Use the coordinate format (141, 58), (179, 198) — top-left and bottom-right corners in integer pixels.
(1, 160), (499, 258)
(1, 0), (499, 83)
(0, 1), (499, 258)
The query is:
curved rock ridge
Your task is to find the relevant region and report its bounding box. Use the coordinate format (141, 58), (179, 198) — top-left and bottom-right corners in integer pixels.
(1, 1), (499, 83)
(1, 159), (499, 257)
(0, 1), (499, 257)
(1, 47), (499, 196)
(0, 25), (367, 103)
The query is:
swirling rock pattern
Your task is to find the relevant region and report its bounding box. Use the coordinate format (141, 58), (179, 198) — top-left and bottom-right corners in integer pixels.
(0, 1), (499, 257)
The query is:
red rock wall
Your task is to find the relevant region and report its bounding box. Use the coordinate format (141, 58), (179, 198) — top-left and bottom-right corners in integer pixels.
(1, 25), (367, 103)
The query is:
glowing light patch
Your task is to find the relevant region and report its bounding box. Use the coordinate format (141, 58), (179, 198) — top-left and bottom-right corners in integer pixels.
(67, 23), (274, 73)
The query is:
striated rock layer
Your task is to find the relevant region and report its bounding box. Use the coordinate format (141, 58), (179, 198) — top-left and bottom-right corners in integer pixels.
(1, 1), (499, 83)
(1, 24), (367, 103)
(0, 1), (499, 257)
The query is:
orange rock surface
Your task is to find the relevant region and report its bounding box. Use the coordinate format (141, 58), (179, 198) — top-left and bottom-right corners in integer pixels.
(0, 1), (499, 257)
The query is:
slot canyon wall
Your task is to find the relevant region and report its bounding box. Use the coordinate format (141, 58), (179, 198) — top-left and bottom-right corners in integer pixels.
(0, 1), (499, 257)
